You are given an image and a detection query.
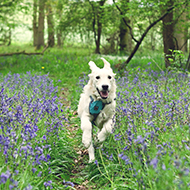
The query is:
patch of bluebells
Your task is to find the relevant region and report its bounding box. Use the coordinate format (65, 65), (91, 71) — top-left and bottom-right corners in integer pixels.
(0, 72), (67, 189)
(113, 69), (190, 188)
(78, 73), (89, 91)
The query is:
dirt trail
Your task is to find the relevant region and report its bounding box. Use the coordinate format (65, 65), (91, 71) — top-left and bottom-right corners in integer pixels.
(59, 88), (95, 190)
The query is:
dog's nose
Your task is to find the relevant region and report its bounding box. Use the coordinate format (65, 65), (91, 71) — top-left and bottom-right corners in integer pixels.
(102, 85), (108, 90)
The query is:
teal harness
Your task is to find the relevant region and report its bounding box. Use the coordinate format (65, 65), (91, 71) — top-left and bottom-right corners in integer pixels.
(89, 96), (114, 126)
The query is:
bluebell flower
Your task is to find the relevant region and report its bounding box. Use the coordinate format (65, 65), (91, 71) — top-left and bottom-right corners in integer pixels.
(9, 180), (18, 189)
(183, 168), (189, 176)
(24, 184), (33, 190)
(94, 160), (98, 166)
(0, 170), (11, 184)
(37, 171), (42, 177)
(44, 180), (52, 189)
(185, 144), (190, 150)
(162, 164), (166, 170)
(32, 168), (37, 173)
(63, 180), (74, 187)
(150, 157), (158, 169)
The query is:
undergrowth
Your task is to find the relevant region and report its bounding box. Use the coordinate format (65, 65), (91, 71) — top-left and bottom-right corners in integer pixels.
(1, 45), (190, 189)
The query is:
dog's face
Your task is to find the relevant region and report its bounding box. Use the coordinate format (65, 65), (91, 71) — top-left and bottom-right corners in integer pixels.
(88, 58), (116, 99)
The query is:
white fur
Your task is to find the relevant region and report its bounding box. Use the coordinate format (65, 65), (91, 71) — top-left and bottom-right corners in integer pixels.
(77, 58), (116, 162)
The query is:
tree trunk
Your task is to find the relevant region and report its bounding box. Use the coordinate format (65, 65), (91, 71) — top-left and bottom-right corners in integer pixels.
(89, 0), (105, 54)
(186, 51), (190, 70)
(174, 9), (188, 52)
(46, 3), (54, 47)
(119, 0), (131, 54)
(119, 17), (132, 54)
(57, 29), (62, 47)
(33, 0), (38, 46)
(150, 31), (155, 51)
(7, 28), (11, 46)
(36, 0), (45, 50)
(162, 0), (175, 68)
(95, 11), (102, 54)
(95, 0), (105, 54)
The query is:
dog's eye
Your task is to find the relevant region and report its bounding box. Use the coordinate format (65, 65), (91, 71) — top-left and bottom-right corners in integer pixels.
(96, 76), (100, 79)
(108, 75), (112, 79)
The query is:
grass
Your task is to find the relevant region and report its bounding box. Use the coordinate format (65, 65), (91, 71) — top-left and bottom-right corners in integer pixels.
(1, 44), (190, 189)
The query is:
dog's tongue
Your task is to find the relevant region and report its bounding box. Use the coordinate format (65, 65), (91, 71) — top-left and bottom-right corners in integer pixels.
(100, 91), (108, 98)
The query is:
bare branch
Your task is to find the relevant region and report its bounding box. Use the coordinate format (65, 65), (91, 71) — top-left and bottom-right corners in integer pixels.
(0, 40), (49, 56)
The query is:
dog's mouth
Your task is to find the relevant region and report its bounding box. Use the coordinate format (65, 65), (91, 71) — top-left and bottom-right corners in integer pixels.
(97, 88), (109, 99)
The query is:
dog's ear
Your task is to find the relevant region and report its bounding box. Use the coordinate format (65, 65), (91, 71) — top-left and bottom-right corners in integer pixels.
(101, 58), (111, 70)
(89, 61), (99, 71)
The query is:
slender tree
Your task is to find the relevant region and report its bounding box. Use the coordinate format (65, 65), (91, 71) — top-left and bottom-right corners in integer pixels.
(88, 0), (106, 54)
(37, 0), (45, 49)
(162, 0), (175, 68)
(46, 2), (55, 47)
(119, 0), (132, 54)
(174, 8), (188, 52)
(33, 0), (38, 46)
(33, 0), (46, 49)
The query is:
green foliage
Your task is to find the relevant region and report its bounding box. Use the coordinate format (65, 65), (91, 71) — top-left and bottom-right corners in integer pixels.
(1, 46), (190, 189)
(166, 49), (187, 70)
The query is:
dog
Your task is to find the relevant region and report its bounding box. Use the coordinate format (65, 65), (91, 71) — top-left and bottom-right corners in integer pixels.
(77, 58), (116, 162)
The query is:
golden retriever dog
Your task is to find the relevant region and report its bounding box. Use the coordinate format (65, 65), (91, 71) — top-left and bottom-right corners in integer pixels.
(77, 58), (116, 162)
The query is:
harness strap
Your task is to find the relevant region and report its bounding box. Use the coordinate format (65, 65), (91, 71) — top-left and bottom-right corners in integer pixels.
(89, 96), (114, 126)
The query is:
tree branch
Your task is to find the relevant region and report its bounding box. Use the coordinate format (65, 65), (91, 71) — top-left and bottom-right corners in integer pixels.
(0, 40), (49, 56)
(119, 6), (174, 70)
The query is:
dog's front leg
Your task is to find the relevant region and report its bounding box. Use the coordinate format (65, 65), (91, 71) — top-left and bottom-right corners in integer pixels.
(88, 143), (95, 163)
(81, 115), (95, 162)
(81, 115), (92, 148)
(97, 118), (113, 143)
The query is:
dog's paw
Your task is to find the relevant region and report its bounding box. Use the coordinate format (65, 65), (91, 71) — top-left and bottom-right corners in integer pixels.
(89, 157), (95, 163)
(82, 136), (91, 148)
(97, 132), (107, 143)
(94, 137), (103, 148)
(100, 112), (107, 120)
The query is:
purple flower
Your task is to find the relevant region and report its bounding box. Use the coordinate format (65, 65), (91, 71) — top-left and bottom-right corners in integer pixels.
(183, 168), (189, 176)
(44, 180), (52, 188)
(174, 160), (181, 169)
(42, 135), (47, 140)
(134, 135), (145, 144)
(37, 171), (42, 177)
(9, 180), (18, 189)
(0, 170), (11, 184)
(14, 170), (19, 175)
(162, 164), (166, 170)
(150, 157), (158, 169)
(185, 144), (190, 150)
(32, 168), (37, 173)
(94, 160), (98, 166)
(63, 180), (74, 187)
(25, 184), (33, 190)
(119, 153), (131, 165)
(47, 154), (51, 160)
